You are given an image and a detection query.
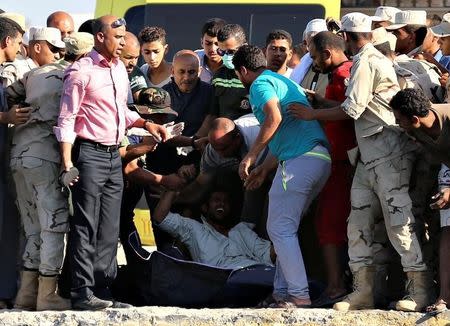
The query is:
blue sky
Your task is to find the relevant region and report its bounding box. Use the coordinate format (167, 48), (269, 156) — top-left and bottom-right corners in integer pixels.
(1, 0), (95, 28)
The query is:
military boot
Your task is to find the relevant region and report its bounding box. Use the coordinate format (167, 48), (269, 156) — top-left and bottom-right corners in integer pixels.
(36, 275), (71, 311)
(14, 270), (39, 310)
(334, 266), (375, 311)
(395, 271), (436, 312)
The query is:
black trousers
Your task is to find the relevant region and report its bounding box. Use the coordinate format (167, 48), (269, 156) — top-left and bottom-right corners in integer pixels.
(69, 142), (123, 300)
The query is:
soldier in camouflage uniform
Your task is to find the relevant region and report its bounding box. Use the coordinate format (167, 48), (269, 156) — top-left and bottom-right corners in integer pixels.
(289, 13), (432, 312)
(6, 32), (93, 311)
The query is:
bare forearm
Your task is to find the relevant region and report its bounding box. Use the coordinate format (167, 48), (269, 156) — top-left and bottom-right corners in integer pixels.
(195, 114), (215, 137)
(60, 142), (73, 170)
(261, 152), (278, 172)
(122, 144), (155, 163)
(153, 191), (178, 224)
(166, 135), (192, 147)
(248, 114), (279, 158)
(125, 165), (163, 186)
(313, 106), (350, 121)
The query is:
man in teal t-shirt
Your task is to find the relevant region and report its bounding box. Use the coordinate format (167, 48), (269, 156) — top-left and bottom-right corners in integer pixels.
(233, 45), (331, 307)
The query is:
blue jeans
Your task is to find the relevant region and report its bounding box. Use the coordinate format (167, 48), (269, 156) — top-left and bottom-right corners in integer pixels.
(267, 147), (331, 299)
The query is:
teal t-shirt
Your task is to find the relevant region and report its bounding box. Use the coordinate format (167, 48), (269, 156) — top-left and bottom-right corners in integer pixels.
(249, 70), (328, 161)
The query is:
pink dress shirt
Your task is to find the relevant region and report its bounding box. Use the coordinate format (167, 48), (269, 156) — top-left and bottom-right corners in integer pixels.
(55, 50), (140, 145)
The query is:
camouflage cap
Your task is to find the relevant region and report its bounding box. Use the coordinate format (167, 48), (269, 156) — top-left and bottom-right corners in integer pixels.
(133, 87), (178, 118)
(63, 32), (94, 55)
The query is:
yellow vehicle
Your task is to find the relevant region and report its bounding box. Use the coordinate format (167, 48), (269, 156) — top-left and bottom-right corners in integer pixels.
(96, 0), (340, 55)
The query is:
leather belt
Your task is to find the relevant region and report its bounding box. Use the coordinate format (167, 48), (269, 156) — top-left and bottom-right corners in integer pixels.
(78, 139), (119, 152)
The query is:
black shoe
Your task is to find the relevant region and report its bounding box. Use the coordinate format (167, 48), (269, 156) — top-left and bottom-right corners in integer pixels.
(111, 301), (133, 309)
(72, 295), (113, 310)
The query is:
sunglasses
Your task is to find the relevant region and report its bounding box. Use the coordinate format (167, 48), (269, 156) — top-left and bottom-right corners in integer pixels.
(47, 42), (61, 54)
(217, 48), (238, 56)
(111, 18), (126, 28)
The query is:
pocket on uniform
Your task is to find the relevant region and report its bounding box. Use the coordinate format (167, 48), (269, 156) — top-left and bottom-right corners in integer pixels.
(385, 193), (414, 227)
(21, 157), (43, 169)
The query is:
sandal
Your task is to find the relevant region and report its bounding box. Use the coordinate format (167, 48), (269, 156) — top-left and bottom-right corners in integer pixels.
(426, 299), (448, 316)
(269, 296), (311, 308)
(257, 294), (286, 308)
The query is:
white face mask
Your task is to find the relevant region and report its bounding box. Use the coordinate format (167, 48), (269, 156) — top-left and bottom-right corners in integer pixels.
(222, 54), (235, 69)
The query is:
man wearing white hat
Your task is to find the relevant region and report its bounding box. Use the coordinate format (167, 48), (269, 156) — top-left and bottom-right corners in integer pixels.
(290, 18), (328, 96)
(431, 13), (450, 102)
(371, 6), (401, 29)
(6, 32), (94, 311)
(289, 12), (431, 312)
(387, 10), (428, 57)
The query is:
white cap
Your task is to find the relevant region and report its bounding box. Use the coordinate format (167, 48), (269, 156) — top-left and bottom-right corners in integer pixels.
(29, 26), (65, 49)
(371, 27), (397, 51)
(0, 12), (26, 31)
(22, 30), (29, 46)
(386, 10), (427, 30)
(371, 6), (401, 24)
(431, 13), (450, 37)
(303, 18), (328, 40)
(339, 13), (372, 33)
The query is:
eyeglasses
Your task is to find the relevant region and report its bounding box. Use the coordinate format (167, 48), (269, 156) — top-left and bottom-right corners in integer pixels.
(111, 18), (126, 28)
(217, 48), (238, 56)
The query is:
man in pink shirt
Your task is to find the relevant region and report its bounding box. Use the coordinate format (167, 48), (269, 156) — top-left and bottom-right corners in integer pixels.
(55, 15), (167, 310)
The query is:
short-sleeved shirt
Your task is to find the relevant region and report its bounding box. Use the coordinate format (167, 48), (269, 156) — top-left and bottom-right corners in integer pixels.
(200, 114), (261, 173)
(210, 66), (251, 119)
(408, 105), (450, 168)
(163, 78), (212, 136)
(342, 43), (417, 168)
(324, 61), (356, 161)
(0, 57), (37, 87)
(140, 63), (172, 88)
(7, 60), (70, 163)
(195, 49), (215, 84)
(158, 212), (273, 269)
(250, 70), (328, 161)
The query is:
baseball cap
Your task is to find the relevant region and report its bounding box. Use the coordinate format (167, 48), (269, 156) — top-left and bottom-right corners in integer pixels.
(133, 87), (178, 118)
(339, 13), (372, 33)
(29, 26), (65, 49)
(303, 18), (328, 40)
(386, 10), (427, 31)
(431, 13), (450, 37)
(371, 27), (397, 51)
(0, 12), (26, 31)
(63, 32), (94, 55)
(371, 6), (401, 23)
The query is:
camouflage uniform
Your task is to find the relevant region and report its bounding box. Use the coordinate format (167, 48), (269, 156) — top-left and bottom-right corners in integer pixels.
(0, 57), (37, 87)
(7, 60), (69, 275)
(342, 43), (427, 273)
(394, 55), (444, 103)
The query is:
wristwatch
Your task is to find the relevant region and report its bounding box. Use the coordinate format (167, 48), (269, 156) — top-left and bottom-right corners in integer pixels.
(191, 135), (199, 149)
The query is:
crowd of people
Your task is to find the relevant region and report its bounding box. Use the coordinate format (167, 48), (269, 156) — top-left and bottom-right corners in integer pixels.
(0, 5), (449, 315)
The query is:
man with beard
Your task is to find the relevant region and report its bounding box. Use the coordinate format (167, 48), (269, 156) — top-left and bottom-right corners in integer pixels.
(120, 31), (147, 103)
(306, 31), (356, 307)
(153, 183), (275, 269)
(265, 29), (293, 78)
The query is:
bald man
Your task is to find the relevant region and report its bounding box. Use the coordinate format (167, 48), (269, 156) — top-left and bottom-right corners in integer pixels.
(47, 11), (74, 39)
(55, 15), (167, 310)
(175, 114), (273, 235)
(120, 31), (147, 102)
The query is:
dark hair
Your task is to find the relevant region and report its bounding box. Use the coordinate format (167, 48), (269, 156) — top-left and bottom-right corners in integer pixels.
(265, 29), (293, 48)
(0, 17), (23, 42)
(389, 88), (431, 118)
(427, 14), (442, 27)
(292, 43), (307, 57)
(345, 31), (372, 42)
(138, 26), (167, 45)
(403, 25), (427, 47)
(374, 41), (394, 56)
(311, 31), (345, 53)
(201, 18), (227, 37)
(232, 44), (266, 72)
(217, 24), (246, 44)
(78, 19), (95, 34)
